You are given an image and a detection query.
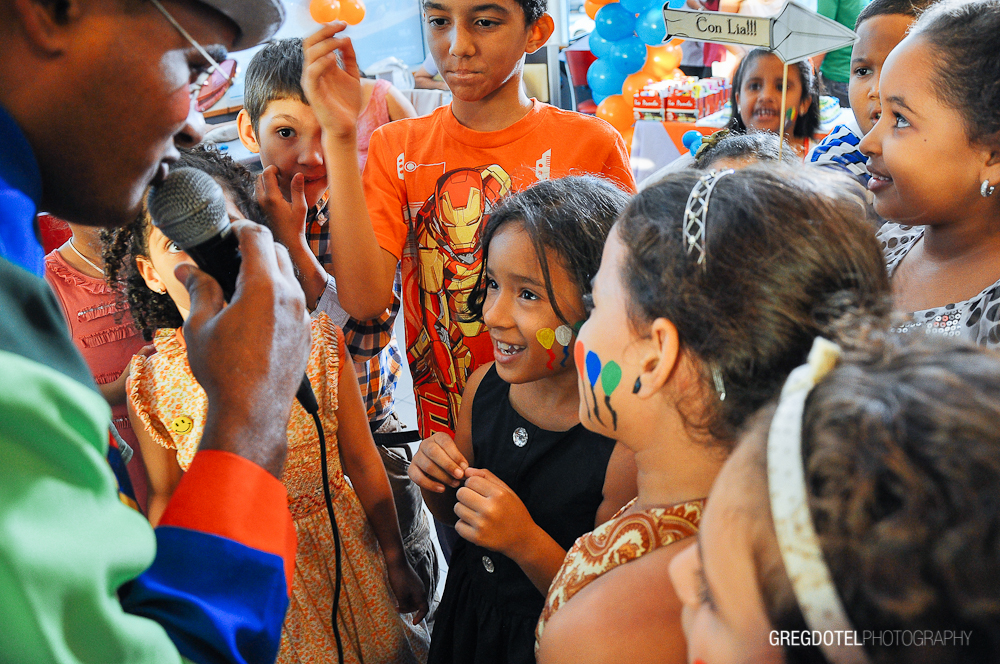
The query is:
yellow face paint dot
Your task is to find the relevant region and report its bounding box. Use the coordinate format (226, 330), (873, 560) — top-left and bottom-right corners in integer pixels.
(536, 328), (555, 350)
(170, 416), (193, 434)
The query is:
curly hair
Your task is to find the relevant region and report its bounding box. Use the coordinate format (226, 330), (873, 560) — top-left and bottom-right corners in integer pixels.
(101, 209), (183, 341)
(741, 334), (1000, 663)
(727, 48), (821, 140)
(617, 165), (891, 446)
(101, 147), (265, 340)
(466, 175), (629, 326)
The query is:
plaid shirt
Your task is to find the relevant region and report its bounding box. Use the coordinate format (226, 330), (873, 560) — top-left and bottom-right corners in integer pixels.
(307, 193), (402, 425)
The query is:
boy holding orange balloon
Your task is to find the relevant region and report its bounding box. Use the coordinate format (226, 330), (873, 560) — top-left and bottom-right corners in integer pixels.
(299, 2), (635, 444)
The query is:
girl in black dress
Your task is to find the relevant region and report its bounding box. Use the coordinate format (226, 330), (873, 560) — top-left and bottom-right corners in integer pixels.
(408, 175), (636, 664)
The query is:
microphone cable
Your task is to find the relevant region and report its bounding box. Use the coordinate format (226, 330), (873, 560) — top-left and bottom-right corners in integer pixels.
(301, 400), (344, 664)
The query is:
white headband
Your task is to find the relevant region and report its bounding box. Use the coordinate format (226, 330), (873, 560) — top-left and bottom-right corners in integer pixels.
(767, 337), (871, 664)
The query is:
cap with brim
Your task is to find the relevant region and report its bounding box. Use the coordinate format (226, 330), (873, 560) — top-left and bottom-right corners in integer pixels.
(196, 0), (285, 51)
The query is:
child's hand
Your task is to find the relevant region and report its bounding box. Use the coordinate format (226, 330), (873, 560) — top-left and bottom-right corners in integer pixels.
(302, 22), (362, 140)
(256, 167), (308, 250)
(386, 557), (429, 625)
(454, 468), (536, 556)
(408, 433), (469, 492)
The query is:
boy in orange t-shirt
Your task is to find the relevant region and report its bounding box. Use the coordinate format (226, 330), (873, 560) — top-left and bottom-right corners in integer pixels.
(302, 0), (635, 438)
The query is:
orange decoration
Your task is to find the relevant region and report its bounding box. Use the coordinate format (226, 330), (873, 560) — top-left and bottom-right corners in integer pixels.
(596, 94), (636, 134)
(339, 0), (366, 24)
(585, 0), (602, 20)
(643, 44), (683, 78)
(310, 0), (341, 22)
(621, 126), (635, 152)
(622, 71), (659, 102)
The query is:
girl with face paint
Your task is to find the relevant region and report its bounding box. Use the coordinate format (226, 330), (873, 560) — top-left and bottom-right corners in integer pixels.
(535, 165), (892, 664)
(407, 175), (635, 664)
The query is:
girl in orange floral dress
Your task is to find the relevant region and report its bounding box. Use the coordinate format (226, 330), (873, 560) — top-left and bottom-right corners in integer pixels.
(104, 149), (430, 664)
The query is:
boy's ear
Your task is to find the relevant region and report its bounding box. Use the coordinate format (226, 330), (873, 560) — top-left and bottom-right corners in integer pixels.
(524, 13), (554, 55)
(236, 109), (260, 153)
(11, 0), (83, 55)
(633, 317), (681, 399)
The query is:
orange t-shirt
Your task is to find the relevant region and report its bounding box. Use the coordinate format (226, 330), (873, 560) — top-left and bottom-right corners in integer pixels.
(364, 100), (636, 437)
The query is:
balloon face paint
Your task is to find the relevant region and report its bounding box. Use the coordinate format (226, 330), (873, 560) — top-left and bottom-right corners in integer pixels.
(585, 350), (605, 425)
(600, 361), (622, 429)
(555, 324), (573, 367)
(575, 340), (592, 421)
(536, 327), (557, 369)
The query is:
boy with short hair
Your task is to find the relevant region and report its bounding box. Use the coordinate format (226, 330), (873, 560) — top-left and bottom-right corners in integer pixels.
(304, 0), (636, 439)
(236, 38), (403, 434)
(809, 0), (938, 182)
(236, 40), (441, 608)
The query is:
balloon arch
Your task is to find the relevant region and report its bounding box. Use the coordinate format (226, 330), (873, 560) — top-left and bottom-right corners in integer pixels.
(586, 0), (686, 143)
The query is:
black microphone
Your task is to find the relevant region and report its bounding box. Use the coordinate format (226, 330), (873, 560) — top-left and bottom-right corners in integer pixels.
(148, 166), (318, 415)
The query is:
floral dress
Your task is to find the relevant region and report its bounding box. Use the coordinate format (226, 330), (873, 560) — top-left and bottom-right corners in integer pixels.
(129, 313), (430, 663)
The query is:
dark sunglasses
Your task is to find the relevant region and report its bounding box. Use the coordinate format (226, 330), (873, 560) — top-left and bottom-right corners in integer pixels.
(193, 59), (238, 113)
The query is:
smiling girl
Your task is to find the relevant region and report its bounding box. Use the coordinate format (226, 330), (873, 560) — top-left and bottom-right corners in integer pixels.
(859, 0), (1000, 347)
(407, 176), (635, 664)
(728, 49), (821, 158)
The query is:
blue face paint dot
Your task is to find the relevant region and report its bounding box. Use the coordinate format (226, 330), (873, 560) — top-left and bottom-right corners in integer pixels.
(586, 351), (602, 387)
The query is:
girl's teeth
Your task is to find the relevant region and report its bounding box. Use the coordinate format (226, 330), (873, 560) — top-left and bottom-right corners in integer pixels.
(497, 342), (525, 355)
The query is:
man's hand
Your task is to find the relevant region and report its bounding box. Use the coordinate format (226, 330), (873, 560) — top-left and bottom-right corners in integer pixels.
(175, 221), (310, 477)
(302, 22), (363, 140)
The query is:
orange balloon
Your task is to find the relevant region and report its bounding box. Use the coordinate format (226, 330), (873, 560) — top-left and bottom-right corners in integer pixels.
(596, 94), (636, 134)
(585, 0), (601, 20)
(622, 71), (658, 101)
(310, 0), (340, 22)
(643, 44), (683, 78)
(621, 126), (634, 151)
(339, 0), (366, 24)
(668, 38), (685, 47)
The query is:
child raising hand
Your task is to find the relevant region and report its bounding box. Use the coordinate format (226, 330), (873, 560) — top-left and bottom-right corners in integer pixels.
(408, 176), (636, 664)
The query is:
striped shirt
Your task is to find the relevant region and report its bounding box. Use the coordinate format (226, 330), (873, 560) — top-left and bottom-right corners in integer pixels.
(306, 193), (402, 425)
(808, 124), (870, 184)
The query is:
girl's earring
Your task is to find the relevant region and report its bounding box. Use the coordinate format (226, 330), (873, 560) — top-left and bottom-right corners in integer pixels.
(157, 286), (167, 295)
(632, 376), (642, 394)
(982, 180), (996, 198)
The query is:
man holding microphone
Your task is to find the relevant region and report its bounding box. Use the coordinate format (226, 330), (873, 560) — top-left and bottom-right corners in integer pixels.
(0, 1), (309, 662)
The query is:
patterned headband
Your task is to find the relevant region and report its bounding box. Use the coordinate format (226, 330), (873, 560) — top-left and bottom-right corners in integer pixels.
(766, 337), (871, 664)
(682, 168), (735, 270)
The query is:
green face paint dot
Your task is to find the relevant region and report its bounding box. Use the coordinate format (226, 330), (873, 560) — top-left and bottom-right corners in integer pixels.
(601, 361), (622, 395)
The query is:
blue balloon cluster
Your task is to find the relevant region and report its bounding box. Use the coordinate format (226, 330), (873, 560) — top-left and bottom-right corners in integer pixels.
(588, 0), (686, 102)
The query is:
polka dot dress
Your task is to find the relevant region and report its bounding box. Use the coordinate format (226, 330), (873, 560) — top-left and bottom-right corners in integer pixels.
(879, 223), (1000, 347)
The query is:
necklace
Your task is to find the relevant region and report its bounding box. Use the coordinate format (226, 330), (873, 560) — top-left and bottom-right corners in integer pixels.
(68, 237), (105, 276)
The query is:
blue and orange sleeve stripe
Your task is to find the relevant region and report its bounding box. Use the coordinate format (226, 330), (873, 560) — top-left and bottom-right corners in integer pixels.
(121, 450), (296, 664)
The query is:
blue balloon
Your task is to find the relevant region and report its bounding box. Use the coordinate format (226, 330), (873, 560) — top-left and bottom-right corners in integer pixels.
(587, 57), (628, 96)
(610, 36), (647, 75)
(636, 6), (667, 45)
(589, 31), (615, 60)
(620, 0), (656, 13)
(592, 92), (610, 106)
(667, 0), (686, 7)
(594, 3), (637, 42)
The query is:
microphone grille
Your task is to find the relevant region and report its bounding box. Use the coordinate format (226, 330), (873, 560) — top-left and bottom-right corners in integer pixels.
(148, 167), (229, 249)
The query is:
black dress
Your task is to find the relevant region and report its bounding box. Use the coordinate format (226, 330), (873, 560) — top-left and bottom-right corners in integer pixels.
(427, 366), (615, 664)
